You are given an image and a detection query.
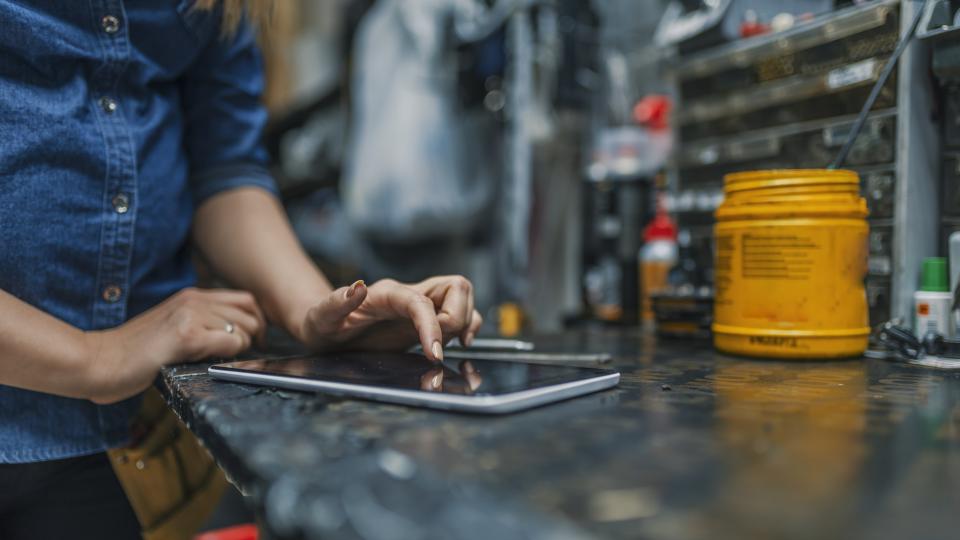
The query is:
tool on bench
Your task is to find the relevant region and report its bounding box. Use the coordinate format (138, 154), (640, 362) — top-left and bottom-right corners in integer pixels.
(413, 339), (611, 365)
(874, 320), (960, 369)
(443, 350), (613, 365)
(446, 338), (535, 351)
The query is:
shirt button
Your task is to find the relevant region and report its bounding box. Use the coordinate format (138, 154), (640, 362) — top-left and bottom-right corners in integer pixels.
(101, 15), (121, 34)
(112, 193), (130, 214)
(99, 97), (117, 114)
(102, 285), (122, 303)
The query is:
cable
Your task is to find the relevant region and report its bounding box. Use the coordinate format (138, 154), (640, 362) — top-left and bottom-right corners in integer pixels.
(830, 0), (929, 169)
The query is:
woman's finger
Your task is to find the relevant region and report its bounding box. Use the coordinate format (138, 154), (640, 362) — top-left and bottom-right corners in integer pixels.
(465, 286), (475, 335)
(196, 289), (268, 345)
(433, 276), (472, 335)
(384, 285), (444, 362)
(306, 280), (367, 332)
(209, 304), (261, 346)
(192, 329), (247, 360)
(202, 312), (252, 352)
(461, 309), (483, 347)
(176, 311), (250, 359)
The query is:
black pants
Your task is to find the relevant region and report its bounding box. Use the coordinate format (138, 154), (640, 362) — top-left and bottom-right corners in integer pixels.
(0, 452), (141, 539)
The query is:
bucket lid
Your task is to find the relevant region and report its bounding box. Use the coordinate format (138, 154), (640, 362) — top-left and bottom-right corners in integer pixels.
(921, 257), (950, 292)
(724, 169), (859, 194)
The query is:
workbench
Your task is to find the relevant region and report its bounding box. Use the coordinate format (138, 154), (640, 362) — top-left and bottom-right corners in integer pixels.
(160, 329), (960, 540)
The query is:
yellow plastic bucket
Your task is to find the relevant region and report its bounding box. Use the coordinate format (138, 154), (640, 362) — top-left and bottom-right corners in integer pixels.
(712, 169), (870, 359)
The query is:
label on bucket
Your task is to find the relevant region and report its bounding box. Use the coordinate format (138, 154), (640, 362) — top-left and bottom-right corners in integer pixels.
(716, 232), (819, 310)
(741, 233), (817, 280)
(714, 221), (868, 330)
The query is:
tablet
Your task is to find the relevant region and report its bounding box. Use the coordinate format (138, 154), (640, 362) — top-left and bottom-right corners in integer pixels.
(208, 353), (620, 414)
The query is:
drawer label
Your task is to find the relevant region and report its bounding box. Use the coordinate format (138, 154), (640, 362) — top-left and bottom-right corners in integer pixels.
(827, 58), (877, 90)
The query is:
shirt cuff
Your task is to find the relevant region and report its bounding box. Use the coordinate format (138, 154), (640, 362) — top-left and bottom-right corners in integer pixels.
(190, 162), (279, 207)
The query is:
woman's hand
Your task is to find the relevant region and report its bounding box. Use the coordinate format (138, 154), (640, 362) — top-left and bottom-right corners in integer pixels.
(297, 276), (483, 362)
(83, 288), (265, 404)
(191, 191), (481, 362)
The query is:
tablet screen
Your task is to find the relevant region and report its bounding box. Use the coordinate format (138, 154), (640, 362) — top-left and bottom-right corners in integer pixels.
(213, 353), (617, 396)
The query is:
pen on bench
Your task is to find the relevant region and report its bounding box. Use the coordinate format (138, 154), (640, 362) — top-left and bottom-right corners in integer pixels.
(442, 350), (613, 365)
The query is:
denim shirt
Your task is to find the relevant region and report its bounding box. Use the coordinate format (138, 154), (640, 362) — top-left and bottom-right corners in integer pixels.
(0, 1), (277, 463)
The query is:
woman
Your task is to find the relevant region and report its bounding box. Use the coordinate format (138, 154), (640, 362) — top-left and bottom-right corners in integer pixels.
(0, 1), (482, 537)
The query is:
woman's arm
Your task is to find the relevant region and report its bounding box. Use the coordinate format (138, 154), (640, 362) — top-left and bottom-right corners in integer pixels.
(191, 187), (332, 339)
(0, 289), (99, 400)
(0, 287), (265, 404)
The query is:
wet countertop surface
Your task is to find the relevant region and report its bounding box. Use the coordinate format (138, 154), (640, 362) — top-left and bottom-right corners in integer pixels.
(160, 330), (960, 540)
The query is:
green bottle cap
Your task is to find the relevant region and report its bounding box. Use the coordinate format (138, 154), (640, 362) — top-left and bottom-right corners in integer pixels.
(921, 257), (950, 292)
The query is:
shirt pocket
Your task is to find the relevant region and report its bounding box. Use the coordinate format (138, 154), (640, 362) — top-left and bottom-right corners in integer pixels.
(137, 1), (216, 76)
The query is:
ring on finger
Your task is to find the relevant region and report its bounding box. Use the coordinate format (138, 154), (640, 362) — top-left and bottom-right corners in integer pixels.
(224, 322), (235, 334)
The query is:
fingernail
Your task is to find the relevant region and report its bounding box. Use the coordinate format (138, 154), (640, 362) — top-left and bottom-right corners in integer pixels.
(431, 340), (444, 361)
(345, 279), (365, 298)
(431, 373), (443, 389)
(464, 333), (474, 347)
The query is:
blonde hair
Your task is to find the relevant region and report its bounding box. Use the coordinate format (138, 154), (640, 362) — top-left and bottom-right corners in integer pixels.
(193, 0), (274, 37)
